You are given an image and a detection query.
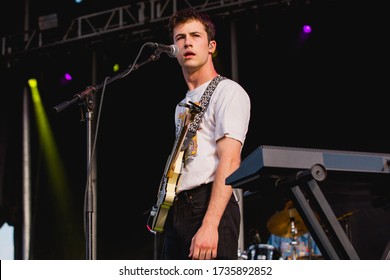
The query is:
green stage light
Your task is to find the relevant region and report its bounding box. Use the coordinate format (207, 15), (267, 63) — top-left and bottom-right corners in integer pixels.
(27, 79), (83, 257)
(113, 63), (120, 72)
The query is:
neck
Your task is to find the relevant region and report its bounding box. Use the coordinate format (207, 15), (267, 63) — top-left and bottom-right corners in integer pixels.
(183, 60), (218, 91)
(184, 70), (218, 91)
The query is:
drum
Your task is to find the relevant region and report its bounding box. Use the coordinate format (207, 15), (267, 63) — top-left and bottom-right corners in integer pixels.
(246, 244), (278, 260)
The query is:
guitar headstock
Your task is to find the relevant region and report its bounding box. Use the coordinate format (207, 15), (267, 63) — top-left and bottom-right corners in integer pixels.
(187, 101), (202, 113)
(179, 101), (202, 125)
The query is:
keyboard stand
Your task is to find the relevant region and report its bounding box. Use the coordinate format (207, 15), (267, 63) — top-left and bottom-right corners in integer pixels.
(276, 164), (360, 260)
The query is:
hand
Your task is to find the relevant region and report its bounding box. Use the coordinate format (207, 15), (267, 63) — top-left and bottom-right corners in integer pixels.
(188, 224), (218, 260)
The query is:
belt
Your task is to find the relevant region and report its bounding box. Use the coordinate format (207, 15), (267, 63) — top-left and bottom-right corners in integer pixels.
(176, 182), (212, 201)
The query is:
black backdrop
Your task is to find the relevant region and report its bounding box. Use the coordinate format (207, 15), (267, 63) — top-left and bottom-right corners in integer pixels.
(1, 0), (389, 260)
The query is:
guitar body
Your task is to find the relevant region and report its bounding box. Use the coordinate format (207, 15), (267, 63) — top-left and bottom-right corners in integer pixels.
(152, 150), (184, 232)
(148, 103), (200, 234)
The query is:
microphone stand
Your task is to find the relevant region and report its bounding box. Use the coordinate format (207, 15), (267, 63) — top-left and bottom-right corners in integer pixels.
(53, 51), (162, 260)
(289, 217), (298, 260)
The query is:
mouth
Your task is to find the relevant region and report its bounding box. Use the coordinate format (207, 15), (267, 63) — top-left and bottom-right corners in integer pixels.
(184, 51), (195, 58)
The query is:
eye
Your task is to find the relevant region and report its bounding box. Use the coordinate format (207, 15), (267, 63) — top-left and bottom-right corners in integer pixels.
(175, 35), (185, 41)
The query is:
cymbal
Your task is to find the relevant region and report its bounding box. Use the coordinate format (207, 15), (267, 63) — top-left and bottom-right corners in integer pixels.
(337, 209), (359, 221)
(267, 208), (308, 238)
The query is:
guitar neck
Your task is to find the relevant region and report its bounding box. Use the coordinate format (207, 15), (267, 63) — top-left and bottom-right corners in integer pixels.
(148, 104), (200, 233)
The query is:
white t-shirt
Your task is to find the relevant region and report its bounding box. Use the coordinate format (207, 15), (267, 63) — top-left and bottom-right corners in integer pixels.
(174, 77), (251, 192)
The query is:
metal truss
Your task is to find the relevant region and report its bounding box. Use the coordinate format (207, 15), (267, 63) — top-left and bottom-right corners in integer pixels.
(1, 0), (292, 60)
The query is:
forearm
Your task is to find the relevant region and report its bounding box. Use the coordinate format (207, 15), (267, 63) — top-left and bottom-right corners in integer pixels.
(202, 137), (242, 228)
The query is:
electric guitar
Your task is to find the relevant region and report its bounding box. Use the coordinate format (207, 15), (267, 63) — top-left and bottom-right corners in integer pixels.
(147, 102), (200, 233)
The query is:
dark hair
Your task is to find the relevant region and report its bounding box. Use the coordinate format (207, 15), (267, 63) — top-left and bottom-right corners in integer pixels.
(168, 8), (216, 42)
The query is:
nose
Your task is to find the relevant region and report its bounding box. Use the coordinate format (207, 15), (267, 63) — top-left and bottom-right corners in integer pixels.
(183, 37), (193, 47)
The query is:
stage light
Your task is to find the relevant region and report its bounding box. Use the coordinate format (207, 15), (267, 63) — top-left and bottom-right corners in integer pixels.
(28, 78), (37, 88)
(60, 72), (73, 85)
(295, 23), (313, 49)
(27, 78), (80, 247)
(27, 78), (70, 204)
(303, 24), (312, 34)
(64, 73), (72, 80)
(113, 63), (120, 72)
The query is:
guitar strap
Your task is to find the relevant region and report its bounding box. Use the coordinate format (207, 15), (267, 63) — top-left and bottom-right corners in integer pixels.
(183, 75), (226, 147)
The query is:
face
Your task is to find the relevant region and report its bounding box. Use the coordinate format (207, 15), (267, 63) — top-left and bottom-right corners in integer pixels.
(172, 20), (216, 72)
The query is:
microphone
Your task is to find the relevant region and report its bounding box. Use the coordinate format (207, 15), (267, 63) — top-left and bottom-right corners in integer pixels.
(146, 42), (179, 58)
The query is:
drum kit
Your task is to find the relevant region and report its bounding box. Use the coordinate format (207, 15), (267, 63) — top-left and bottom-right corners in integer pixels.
(239, 203), (357, 260)
(266, 207), (308, 238)
(240, 207), (315, 260)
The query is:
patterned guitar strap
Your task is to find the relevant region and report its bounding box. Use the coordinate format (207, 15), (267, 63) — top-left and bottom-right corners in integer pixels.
(181, 75), (226, 152)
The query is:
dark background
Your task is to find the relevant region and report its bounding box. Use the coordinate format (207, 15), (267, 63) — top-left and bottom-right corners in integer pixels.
(1, 0), (389, 260)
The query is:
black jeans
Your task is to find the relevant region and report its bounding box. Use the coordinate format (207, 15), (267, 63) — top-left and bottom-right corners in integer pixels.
(161, 183), (240, 260)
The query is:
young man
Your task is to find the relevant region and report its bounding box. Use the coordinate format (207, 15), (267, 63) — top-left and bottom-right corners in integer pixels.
(160, 8), (251, 260)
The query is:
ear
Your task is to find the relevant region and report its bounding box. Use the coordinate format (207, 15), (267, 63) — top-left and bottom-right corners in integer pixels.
(208, 40), (216, 53)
